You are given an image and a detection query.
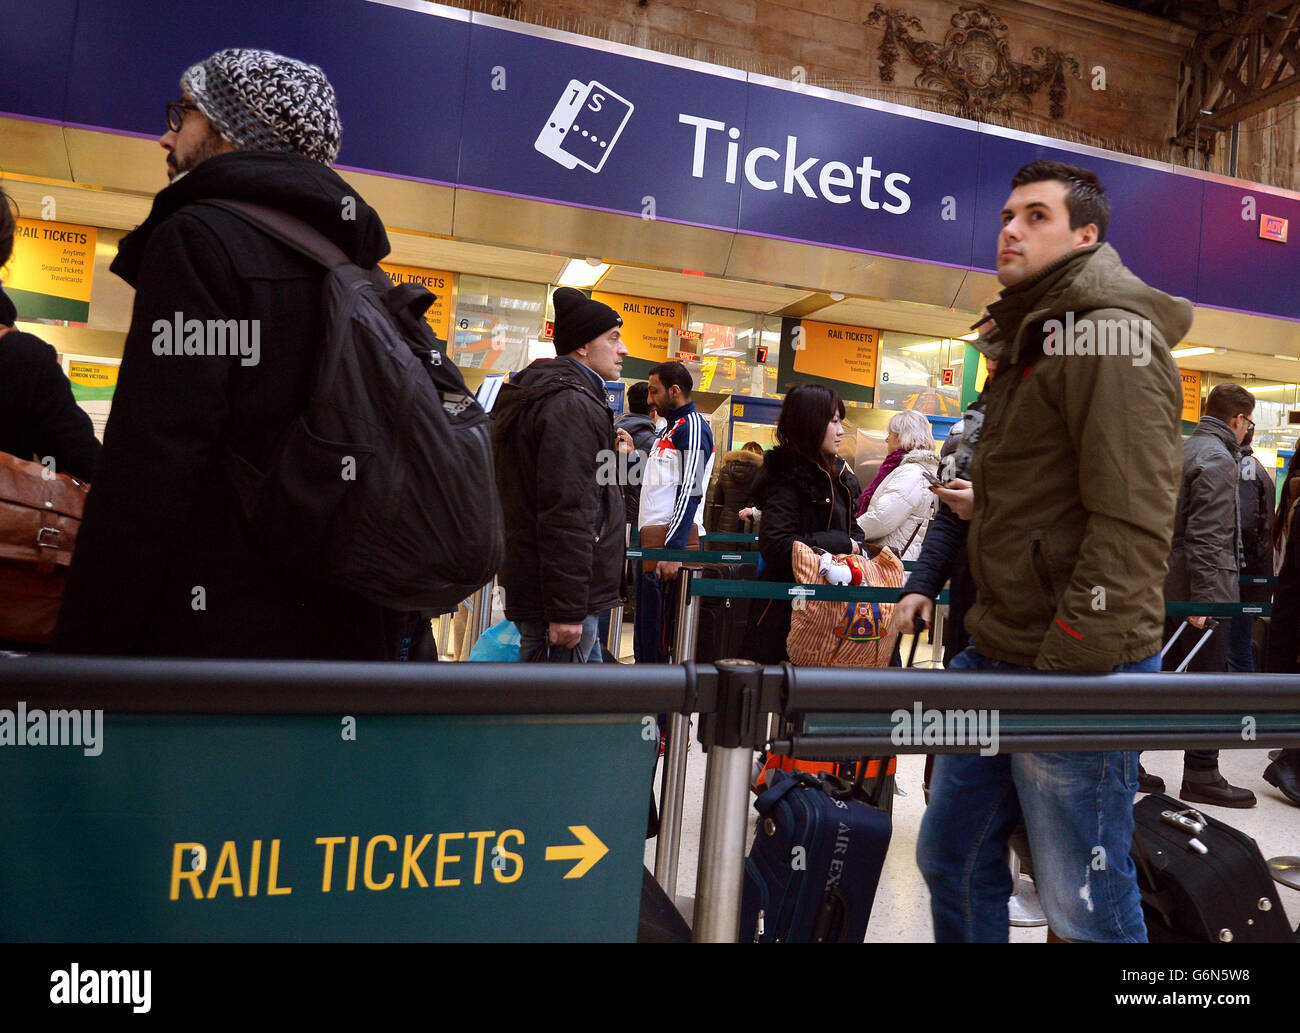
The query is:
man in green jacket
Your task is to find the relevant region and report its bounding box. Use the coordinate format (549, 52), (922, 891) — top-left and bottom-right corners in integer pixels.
(917, 160), (1186, 942)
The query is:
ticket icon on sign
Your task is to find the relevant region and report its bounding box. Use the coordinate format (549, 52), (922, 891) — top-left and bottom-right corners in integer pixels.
(535, 79), (634, 173)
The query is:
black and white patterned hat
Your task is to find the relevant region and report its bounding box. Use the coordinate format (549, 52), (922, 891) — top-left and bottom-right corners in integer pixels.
(180, 49), (341, 165)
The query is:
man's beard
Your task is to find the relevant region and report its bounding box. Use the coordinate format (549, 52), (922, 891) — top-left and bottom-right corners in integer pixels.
(168, 133), (232, 181)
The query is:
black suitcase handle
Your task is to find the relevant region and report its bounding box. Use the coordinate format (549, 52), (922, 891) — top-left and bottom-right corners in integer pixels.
(811, 887), (852, 943)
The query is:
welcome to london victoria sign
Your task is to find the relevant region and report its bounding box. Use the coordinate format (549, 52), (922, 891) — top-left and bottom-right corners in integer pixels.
(9, 0), (1300, 317)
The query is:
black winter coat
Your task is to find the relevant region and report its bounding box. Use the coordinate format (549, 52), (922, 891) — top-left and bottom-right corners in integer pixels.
(704, 449), (763, 538)
(0, 288), (100, 481)
(1238, 447), (1274, 604)
(1267, 506), (1300, 673)
(901, 504), (974, 664)
(613, 410), (657, 526)
(493, 358), (624, 624)
(56, 151), (411, 659)
(741, 445), (864, 664)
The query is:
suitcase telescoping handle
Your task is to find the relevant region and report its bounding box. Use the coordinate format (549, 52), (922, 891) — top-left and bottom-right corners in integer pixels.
(1160, 618), (1218, 672)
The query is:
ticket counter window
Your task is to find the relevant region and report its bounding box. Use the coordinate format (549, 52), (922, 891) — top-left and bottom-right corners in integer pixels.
(876, 331), (963, 417)
(681, 306), (776, 396)
(451, 275), (546, 373)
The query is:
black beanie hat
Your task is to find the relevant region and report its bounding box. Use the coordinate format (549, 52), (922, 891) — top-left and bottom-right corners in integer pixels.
(552, 287), (622, 355)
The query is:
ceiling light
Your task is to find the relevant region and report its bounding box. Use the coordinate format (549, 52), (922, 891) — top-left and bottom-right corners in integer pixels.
(829, 292), (846, 301)
(1249, 383), (1294, 394)
(1170, 346), (1214, 358)
(557, 259), (610, 288)
(1272, 353), (1299, 361)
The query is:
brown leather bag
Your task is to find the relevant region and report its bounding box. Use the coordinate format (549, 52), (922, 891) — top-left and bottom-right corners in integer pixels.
(0, 448), (90, 645)
(639, 522), (701, 574)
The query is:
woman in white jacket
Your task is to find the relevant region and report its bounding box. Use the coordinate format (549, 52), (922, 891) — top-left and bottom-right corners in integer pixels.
(858, 409), (938, 561)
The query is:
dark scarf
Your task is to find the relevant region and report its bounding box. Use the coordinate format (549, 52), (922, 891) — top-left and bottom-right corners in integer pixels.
(856, 448), (904, 518)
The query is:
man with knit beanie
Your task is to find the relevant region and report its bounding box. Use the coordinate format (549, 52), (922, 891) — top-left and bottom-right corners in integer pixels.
(57, 50), (413, 659)
(492, 288), (628, 662)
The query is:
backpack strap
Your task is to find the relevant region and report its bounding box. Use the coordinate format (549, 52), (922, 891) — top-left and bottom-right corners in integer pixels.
(198, 200), (351, 269)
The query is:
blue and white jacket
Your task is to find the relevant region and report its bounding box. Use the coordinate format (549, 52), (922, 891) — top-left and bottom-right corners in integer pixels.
(638, 401), (715, 549)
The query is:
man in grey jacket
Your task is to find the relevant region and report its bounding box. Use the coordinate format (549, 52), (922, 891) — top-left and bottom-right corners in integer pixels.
(1159, 382), (1257, 807)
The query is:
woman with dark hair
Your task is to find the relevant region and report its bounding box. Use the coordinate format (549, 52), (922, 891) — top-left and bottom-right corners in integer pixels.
(739, 383), (865, 665)
(1265, 446), (1300, 805)
(1271, 446), (1300, 576)
(0, 187), (100, 481)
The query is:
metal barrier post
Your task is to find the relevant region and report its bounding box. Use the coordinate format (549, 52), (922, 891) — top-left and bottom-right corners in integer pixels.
(605, 603), (624, 661)
(654, 567), (699, 899)
(694, 658), (765, 942)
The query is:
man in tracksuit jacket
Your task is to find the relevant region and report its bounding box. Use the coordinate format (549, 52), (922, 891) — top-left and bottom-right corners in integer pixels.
(917, 160), (1187, 943)
(635, 360), (714, 661)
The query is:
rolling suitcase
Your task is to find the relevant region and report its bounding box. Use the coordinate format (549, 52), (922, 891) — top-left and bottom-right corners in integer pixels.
(1131, 793), (1294, 943)
(740, 769), (892, 942)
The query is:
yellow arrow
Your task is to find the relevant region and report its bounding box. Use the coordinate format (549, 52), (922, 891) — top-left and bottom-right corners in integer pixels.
(544, 825), (608, 879)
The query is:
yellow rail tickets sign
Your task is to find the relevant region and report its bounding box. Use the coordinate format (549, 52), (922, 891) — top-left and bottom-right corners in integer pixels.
(793, 320), (879, 386)
(379, 264), (453, 342)
(592, 291), (682, 363)
(6, 218), (97, 323)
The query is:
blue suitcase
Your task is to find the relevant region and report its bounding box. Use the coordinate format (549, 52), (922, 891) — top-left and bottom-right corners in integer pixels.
(740, 769), (892, 942)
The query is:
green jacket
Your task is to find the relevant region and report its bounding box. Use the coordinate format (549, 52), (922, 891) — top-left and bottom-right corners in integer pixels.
(966, 243), (1189, 671)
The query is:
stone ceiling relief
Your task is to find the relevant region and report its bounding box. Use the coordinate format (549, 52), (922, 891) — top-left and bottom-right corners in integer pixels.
(865, 3), (1081, 120)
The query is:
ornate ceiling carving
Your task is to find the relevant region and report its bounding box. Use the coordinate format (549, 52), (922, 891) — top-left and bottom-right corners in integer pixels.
(865, 3), (1081, 120)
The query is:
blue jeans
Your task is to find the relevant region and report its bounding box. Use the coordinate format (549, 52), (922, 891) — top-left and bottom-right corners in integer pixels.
(516, 615), (598, 663)
(1226, 614), (1255, 673)
(916, 646), (1158, 943)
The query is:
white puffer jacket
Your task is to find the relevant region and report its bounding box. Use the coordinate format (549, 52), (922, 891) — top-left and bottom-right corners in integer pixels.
(857, 449), (939, 560)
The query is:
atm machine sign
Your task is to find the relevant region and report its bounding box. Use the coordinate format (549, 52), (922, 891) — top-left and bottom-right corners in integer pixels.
(1260, 214), (1289, 243)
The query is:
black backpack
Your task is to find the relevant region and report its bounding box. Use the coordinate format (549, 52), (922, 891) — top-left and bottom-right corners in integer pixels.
(204, 200), (503, 612)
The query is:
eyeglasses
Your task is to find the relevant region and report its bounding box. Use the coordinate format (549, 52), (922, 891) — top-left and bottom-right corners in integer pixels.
(165, 101), (199, 133)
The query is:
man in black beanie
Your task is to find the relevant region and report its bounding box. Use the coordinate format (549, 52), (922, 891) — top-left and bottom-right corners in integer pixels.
(492, 287), (629, 661)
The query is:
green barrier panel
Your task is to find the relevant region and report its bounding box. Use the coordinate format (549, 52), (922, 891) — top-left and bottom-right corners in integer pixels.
(1166, 601), (1271, 617)
(1241, 574), (1277, 586)
(688, 580), (950, 605)
(684, 580), (1267, 617)
(700, 532), (758, 543)
(0, 712), (655, 942)
(627, 548), (761, 564)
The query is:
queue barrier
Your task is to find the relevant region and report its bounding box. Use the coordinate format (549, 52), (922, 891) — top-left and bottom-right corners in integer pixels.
(646, 558), (1283, 925)
(3, 656), (1298, 943)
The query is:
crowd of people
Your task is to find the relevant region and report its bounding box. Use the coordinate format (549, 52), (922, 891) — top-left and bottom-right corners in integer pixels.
(2, 47), (1297, 944)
